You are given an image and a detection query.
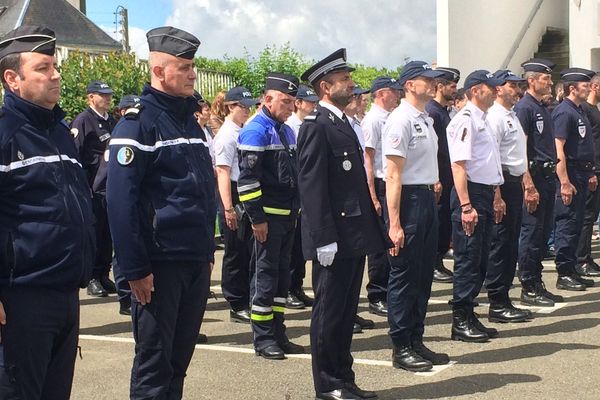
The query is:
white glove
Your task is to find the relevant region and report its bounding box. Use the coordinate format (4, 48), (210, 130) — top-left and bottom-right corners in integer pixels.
(316, 242), (338, 267)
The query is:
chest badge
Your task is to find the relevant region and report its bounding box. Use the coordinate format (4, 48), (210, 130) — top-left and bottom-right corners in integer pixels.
(17, 150), (24, 160)
(70, 127), (79, 138)
(328, 113), (335, 123)
(117, 146), (135, 165)
(536, 120), (544, 134)
(342, 160), (352, 171)
(579, 121), (586, 138)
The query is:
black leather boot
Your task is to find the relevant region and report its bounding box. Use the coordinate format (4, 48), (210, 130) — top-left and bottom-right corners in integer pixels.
(451, 309), (489, 342)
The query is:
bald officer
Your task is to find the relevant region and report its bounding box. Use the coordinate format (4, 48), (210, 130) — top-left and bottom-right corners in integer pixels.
(553, 68), (597, 292)
(107, 27), (216, 399)
(446, 70), (504, 343)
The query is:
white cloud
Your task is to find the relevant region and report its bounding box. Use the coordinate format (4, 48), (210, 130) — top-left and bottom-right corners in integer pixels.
(164, 0), (436, 69)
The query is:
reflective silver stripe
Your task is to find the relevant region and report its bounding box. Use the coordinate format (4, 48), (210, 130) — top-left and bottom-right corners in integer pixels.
(273, 297), (287, 305)
(237, 182), (261, 193)
(0, 154), (81, 173)
(265, 144), (297, 150)
(251, 305), (272, 313)
(109, 137), (208, 152)
(238, 144), (265, 151)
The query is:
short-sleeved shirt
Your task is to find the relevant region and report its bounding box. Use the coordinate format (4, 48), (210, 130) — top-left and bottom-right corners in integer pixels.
(581, 101), (600, 170)
(514, 92), (556, 162)
(553, 98), (594, 162)
(348, 116), (366, 152)
(214, 118), (241, 181)
(383, 99), (439, 185)
(446, 101), (504, 185)
(286, 112), (303, 139)
(487, 102), (527, 176)
(362, 103), (390, 179)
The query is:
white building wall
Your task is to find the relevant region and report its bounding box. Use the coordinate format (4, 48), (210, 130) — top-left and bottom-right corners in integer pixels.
(437, 0), (567, 82)
(570, 0), (600, 70)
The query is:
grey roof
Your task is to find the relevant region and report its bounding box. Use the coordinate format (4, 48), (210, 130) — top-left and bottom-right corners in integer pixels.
(0, 0), (121, 51)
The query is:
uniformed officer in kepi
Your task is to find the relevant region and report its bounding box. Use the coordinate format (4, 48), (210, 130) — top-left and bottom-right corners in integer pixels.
(384, 61), (448, 373)
(426, 67), (460, 283)
(237, 72), (304, 360)
(446, 70), (505, 343)
(515, 59), (563, 307)
(298, 48), (391, 400)
(71, 79), (116, 298)
(0, 25), (95, 400)
(484, 70), (533, 323)
(553, 68), (597, 292)
(107, 26), (216, 399)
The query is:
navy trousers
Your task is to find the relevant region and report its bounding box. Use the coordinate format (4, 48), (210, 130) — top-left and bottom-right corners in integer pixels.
(576, 173), (600, 264)
(366, 178), (390, 303)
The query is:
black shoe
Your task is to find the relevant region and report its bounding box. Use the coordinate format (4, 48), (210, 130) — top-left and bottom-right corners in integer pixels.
(412, 342), (450, 365)
(286, 292), (305, 309)
(255, 345), (285, 360)
(488, 304), (530, 323)
(575, 263), (600, 277)
(291, 288), (314, 307)
(556, 275), (586, 291)
(280, 341), (304, 354)
(230, 309), (251, 324)
(87, 279), (108, 297)
(353, 323), (363, 334)
(197, 333), (208, 344)
(433, 258), (453, 283)
(589, 261), (600, 273)
(450, 309), (489, 342)
(471, 312), (499, 338)
(392, 345), (433, 372)
(538, 281), (564, 303)
(520, 280), (555, 307)
(316, 388), (364, 400)
(368, 301), (388, 316)
(99, 276), (117, 294)
(444, 248), (454, 259)
(573, 274), (595, 287)
(345, 382), (377, 399)
(355, 315), (375, 330)
(119, 304), (131, 316)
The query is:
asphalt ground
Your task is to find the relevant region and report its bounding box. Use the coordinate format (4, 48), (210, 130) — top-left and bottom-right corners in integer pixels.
(73, 246), (600, 400)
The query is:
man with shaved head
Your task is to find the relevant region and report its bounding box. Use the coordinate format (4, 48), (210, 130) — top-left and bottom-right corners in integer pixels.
(107, 26), (216, 399)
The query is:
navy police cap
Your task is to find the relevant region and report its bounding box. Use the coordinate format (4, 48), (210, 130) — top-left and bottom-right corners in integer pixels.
(435, 67), (460, 83)
(464, 70), (505, 90)
(265, 72), (299, 96)
(225, 86), (260, 107)
(560, 67), (596, 82)
(146, 26), (200, 59)
(353, 86), (370, 96)
(296, 85), (319, 102)
(0, 25), (56, 59)
(398, 61), (444, 86)
(301, 48), (355, 85)
(87, 80), (113, 94)
(521, 58), (555, 73)
(118, 94), (140, 109)
(493, 69), (526, 84)
(370, 76), (402, 93)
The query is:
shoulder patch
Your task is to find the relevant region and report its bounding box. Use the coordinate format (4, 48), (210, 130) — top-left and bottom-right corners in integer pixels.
(124, 104), (143, 120)
(116, 146), (135, 165)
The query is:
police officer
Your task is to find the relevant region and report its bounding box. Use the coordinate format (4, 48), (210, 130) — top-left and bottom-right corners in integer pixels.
(71, 79), (116, 297)
(426, 67), (460, 283)
(446, 70), (504, 342)
(384, 61), (448, 372)
(362, 76), (401, 317)
(516, 59), (563, 306)
(575, 73), (600, 277)
(215, 86), (258, 324)
(484, 70), (532, 323)
(0, 25), (95, 400)
(285, 85), (318, 309)
(107, 26), (216, 399)
(237, 72), (304, 360)
(117, 94), (140, 116)
(553, 68), (597, 291)
(298, 48), (391, 400)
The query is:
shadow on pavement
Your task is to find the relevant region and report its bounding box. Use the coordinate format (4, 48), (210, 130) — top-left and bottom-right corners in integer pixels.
(377, 373), (542, 399)
(80, 296), (119, 306)
(456, 342), (600, 364)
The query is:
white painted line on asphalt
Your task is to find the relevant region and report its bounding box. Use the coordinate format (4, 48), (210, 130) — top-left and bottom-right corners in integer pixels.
(521, 302), (568, 314)
(78, 334), (452, 374)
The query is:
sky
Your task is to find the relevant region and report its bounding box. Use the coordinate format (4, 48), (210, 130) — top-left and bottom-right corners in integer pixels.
(86, 0), (437, 69)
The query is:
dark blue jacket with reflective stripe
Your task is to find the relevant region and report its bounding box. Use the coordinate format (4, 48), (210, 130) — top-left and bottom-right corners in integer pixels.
(0, 92), (95, 290)
(106, 84), (216, 281)
(237, 108), (299, 224)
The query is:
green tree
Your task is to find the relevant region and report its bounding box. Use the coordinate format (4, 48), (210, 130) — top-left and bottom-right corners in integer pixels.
(350, 64), (403, 91)
(59, 51), (148, 121)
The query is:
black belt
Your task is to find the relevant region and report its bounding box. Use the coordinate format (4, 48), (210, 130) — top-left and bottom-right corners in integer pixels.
(502, 170), (523, 183)
(566, 160), (594, 172)
(403, 184), (435, 191)
(529, 160), (556, 177)
(468, 181), (498, 191)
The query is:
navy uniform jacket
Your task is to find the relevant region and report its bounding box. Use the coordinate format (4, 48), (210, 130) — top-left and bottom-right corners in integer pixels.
(553, 98), (594, 168)
(297, 104), (391, 260)
(237, 108), (299, 223)
(71, 107), (116, 193)
(106, 84), (216, 282)
(426, 99), (453, 187)
(0, 92), (95, 289)
(514, 92), (557, 163)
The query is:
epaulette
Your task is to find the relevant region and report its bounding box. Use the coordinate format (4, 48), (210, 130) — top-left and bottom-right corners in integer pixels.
(124, 104), (144, 120)
(463, 109), (471, 117)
